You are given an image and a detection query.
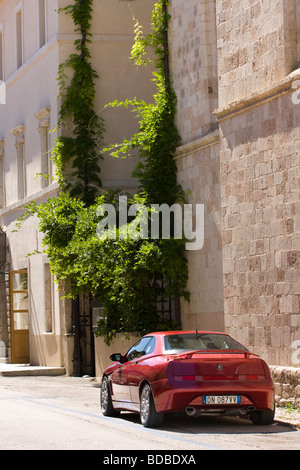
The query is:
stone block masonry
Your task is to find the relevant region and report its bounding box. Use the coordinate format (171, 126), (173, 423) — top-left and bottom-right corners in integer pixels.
(214, 0), (300, 368)
(169, 0), (300, 373)
(271, 366), (300, 408)
(217, 86), (300, 366)
(216, 0), (300, 108)
(175, 131), (224, 333)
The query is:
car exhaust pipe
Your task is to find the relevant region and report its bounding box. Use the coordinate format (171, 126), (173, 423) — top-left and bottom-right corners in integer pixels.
(247, 406), (256, 411)
(185, 407), (201, 417)
(240, 406), (256, 415)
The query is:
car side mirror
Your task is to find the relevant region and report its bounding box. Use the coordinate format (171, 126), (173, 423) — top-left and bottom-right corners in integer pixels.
(110, 353), (122, 363)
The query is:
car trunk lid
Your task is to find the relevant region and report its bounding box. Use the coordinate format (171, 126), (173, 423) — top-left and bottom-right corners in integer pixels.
(170, 350), (267, 381)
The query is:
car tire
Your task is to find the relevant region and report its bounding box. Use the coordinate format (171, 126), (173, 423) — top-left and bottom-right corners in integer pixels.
(101, 376), (120, 417)
(140, 383), (163, 428)
(250, 407), (275, 425)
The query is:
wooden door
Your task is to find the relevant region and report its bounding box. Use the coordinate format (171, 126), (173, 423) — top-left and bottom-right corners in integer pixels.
(10, 270), (30, 364)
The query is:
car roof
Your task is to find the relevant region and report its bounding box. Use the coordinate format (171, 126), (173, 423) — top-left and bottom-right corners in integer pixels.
(147, 331), (229, 336)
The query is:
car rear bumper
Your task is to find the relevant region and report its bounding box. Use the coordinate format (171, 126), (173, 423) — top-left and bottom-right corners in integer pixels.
(151, 378), (275, 414)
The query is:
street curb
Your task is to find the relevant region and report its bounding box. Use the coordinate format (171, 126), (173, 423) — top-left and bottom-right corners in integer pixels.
(0, 366), (66, 377)
(274, 409), (300, 430)
(274, 418), (300, 430)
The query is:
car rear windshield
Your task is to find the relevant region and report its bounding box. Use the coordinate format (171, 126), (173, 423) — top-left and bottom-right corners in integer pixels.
(163, 333), (248, 353)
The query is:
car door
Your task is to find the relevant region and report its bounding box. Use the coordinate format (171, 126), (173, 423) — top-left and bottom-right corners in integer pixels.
(128, 337), (156, 404)
(110, 360), (133, 403)
(111, 337), (154, 404)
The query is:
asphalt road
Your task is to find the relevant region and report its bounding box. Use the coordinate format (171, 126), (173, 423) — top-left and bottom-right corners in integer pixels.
(0, 375), (299, 452)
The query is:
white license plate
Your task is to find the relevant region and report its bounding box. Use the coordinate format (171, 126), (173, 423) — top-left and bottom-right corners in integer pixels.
(203, 395), (241, 405)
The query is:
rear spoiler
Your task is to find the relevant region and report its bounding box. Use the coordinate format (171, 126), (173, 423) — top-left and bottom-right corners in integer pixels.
(173, 350), (258, 360)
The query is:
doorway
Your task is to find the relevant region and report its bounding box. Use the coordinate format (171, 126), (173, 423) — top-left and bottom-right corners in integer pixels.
(10, 270), (29, 364)
(72, 294), (95, 377)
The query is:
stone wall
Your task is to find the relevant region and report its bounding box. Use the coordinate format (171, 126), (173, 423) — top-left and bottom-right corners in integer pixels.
(175, 131), (224, 332)
(271, 366), (300, 408)
(215, 0), (300, 366)
(169, 1), (224, 333)
(169, 0), (300, 368)
(216, 0), (299, 108)
(169, 0), (218, 145)
(216, 82), (300, 366)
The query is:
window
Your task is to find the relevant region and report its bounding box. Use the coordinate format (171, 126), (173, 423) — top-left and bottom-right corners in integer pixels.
(38, 0), (47, 49)
(163, 333), (249, 353)
(15, 4), (23, 70)
(11, 125), (26, 200)
(126, 337), (155, 362)
(35, 107), (51, 188)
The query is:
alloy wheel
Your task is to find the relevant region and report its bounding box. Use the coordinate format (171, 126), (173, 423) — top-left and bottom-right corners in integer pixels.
(140, 384), (151, 425)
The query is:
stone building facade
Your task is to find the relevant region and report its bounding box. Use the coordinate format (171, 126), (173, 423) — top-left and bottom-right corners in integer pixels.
(169, 0), (300, 370)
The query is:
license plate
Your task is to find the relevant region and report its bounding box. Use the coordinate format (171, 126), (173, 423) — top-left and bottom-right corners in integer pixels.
(203, 395), (241, 405)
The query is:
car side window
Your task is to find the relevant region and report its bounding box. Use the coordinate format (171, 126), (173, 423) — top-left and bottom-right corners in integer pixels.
(144, 337), (155, 355)
(126, 337), (155, 362)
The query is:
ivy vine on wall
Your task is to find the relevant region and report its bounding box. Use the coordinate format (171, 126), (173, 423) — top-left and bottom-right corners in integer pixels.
(53, 0), (105, 206)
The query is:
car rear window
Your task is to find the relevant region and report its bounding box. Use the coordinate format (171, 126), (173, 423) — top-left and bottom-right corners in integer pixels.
(163, 333), (248, 353)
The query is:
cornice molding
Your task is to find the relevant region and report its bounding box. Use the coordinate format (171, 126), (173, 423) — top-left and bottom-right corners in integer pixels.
(35, 106), (51, 129)
(0, 183), (59, 218)
(214, 69), (300, 122)
(174, 129), (220, 160)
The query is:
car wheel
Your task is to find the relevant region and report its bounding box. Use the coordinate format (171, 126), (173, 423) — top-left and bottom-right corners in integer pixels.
(140, 383), (163, 428)
(101, 376), (119, 417)
(250, 407), (275, 425)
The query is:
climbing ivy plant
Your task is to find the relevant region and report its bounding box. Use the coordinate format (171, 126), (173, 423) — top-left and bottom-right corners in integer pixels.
(53, 0), (104, 206)
(17, 0), (189, 345)
(106, 0), (183, 206)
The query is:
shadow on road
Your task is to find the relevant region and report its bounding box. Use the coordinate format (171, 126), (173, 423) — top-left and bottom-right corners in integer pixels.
(117, 411), (297, 435)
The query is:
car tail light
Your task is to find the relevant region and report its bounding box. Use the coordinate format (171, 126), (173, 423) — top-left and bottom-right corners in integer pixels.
(174, 375), (196, 382)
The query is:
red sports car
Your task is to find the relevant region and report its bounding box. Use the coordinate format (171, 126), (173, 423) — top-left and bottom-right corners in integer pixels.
(100, 331), (275, 428)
